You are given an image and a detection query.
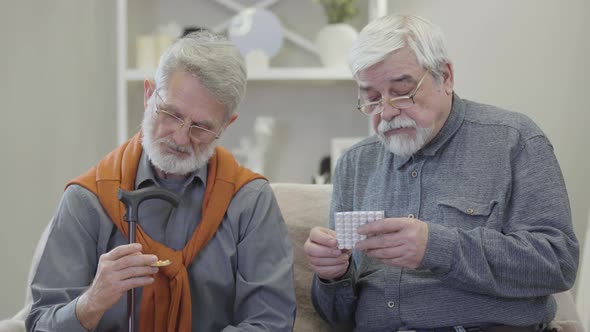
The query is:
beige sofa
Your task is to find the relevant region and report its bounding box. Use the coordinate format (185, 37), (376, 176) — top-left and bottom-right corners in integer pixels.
(0, 183), (584, 332)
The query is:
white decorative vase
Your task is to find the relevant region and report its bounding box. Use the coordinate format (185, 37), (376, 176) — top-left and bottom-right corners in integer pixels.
(315, 23), (358, 68)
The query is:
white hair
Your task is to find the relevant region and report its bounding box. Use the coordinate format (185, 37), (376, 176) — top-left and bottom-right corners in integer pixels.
(348, 14), (450, 82)
(153, 30), (247, 122)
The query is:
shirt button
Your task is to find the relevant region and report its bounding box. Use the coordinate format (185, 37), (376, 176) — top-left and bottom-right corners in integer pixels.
(387, 301), (395, 308)
(411, 170), (418, 178)
(466, 208), (474, 215)
(343, 282), (350, 287)
(408, 214), (415, 219)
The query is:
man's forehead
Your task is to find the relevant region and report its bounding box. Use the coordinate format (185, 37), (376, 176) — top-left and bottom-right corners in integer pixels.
(357, 72), (417, 91)
(356, 50), (421, 90)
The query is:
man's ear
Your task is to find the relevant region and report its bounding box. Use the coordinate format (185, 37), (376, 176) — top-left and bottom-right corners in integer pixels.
(144, 79), (156, 110)
(224, 113), (239, 130)
(442, 62), (454, 95)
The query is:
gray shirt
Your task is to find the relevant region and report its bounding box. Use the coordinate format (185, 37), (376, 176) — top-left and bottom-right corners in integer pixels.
(27, 152), (296, 331)
(311, 94), (579, 331)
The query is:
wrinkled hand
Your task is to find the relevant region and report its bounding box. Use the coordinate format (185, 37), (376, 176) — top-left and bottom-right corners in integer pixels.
(355, 217), (429, 269)
(304, 227), (350, 280)
(76, 243), (158, 329)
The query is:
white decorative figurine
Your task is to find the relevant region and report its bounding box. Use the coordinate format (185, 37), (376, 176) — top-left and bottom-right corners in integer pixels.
(232, 116), (276, 175)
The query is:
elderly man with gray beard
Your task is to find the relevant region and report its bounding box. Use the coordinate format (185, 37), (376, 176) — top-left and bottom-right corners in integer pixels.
(26, 31), (296, 332)
(304, 14), (578, 332)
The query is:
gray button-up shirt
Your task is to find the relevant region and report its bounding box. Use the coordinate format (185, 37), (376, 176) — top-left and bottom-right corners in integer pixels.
(27, 152), (296, 331)
(312, 94), (579, 331)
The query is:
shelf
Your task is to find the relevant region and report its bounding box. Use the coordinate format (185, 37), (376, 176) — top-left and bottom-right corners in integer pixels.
(116, 0), (388, 144)
(124, 67), (353, 81)
(249, 68), (353, 81)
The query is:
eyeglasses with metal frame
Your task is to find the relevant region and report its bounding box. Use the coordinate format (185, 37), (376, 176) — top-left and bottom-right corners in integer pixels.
(357, 71), (428, 116)
(153, 90), (222, 142)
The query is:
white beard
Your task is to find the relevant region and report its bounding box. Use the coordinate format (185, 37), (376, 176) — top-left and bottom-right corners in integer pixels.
(377, 116), (433, 157)
(141, 110), (216, 176)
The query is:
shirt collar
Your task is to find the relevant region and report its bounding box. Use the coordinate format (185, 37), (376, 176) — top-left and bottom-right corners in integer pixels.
(393, 93), (465, 170)
(135, 151), (208, 189)
(420, 93), (465, 157)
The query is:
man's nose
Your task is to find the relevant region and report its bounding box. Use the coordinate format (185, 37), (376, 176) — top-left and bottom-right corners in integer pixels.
(380, 100), (402, 122)
(172, 123), (191, 146)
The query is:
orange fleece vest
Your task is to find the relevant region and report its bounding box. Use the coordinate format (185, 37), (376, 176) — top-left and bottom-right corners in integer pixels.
(67, 132), (264, 332)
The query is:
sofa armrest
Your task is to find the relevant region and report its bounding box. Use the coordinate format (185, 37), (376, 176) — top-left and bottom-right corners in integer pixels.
(551, 291), (584, 332)
(0, 320), (25, 332)
(0, 220), (53, 332)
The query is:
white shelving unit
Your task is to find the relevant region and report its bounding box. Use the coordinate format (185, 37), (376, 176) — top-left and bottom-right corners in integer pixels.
(116, 0), (387, 144)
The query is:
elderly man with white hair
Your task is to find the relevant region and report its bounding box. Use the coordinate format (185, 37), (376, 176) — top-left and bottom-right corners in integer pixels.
(26, 31), (296, 332)
(304, 14), (578, 332)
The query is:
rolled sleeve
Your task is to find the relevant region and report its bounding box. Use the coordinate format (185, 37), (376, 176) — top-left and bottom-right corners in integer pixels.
(420, 222), (457, 274)
(311, 263), (357, 328)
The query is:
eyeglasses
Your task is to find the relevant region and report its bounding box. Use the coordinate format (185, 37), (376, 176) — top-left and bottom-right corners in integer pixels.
(357, 71), (428, 116)
(154, 90), (221, 142)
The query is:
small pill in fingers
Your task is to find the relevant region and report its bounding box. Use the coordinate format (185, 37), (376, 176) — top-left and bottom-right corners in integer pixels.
(150, 259), (171, 267)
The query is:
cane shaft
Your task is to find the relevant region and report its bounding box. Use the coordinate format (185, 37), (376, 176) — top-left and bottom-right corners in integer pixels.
(128, 220), (136, 332)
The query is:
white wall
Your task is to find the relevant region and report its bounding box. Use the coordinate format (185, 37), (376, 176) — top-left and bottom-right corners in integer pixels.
(0, 0), (588, 320)
(386, 0), (590, 298)
(0, 0), (116, 318)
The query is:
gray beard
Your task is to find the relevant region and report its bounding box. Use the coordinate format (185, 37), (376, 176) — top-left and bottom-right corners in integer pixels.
(141, 112), (216, 176)
(377, 116), (433, 157)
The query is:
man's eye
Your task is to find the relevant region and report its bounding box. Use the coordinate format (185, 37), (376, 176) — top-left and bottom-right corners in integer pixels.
(391, 84), (416, 96)
(167, 111), (183, 119)
(365, 96), (381, 103)
(391, 81), (413, 92)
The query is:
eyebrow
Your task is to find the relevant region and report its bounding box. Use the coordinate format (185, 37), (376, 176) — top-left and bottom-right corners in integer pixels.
(192, 119), (216, 129)
(359, 74), (416, 92)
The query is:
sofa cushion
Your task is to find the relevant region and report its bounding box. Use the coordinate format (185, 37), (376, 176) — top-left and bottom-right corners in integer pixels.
(271, 183), (333, 331)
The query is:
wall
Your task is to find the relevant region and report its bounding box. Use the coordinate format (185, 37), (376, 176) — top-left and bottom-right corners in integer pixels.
(0, 0), (116, 318)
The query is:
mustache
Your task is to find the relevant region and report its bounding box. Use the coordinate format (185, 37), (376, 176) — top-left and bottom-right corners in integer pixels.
(155, 137), (193, 154)
(377, 116), (418, 134)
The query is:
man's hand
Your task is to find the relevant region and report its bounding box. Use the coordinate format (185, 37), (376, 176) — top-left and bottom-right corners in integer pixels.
(304, 227), (351, 280)
(76, 243), (159, 330)
(355, 217), (429, 269)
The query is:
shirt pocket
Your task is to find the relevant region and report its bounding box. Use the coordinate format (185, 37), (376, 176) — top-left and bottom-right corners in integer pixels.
(437, 198), (497, 230)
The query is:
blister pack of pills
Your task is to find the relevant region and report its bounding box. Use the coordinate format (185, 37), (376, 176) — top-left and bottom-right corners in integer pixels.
(334, 211), (385, 249)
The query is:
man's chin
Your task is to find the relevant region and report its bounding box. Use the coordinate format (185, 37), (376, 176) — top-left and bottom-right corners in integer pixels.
(151, 153), (196, 174)
(164, 152), (191, 161)
(155, 162), (198, 176)
(381, 137), (421, 156)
